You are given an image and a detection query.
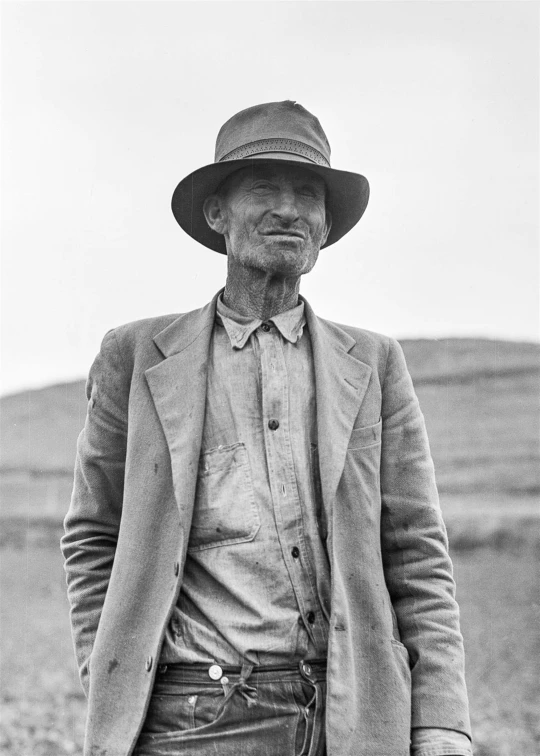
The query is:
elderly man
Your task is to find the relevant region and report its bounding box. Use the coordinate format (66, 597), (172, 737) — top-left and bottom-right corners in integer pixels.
(62, 101), (472, 756)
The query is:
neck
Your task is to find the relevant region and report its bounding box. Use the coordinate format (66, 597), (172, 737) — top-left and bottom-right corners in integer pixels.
(223, 262), (301, 320)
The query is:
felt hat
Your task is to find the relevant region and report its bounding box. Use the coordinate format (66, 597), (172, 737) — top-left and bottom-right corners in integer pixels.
(171, 100), (369, 253)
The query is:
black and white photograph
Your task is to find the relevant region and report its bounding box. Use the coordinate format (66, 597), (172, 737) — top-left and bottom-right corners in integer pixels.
(1, 2), (538, 756)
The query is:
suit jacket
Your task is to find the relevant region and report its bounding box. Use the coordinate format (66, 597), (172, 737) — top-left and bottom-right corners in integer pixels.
(61, 291), (471, 756)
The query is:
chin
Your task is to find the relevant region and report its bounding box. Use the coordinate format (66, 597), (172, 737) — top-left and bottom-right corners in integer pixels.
(262, 252), (310, 277)
(260, 240), (314, 272)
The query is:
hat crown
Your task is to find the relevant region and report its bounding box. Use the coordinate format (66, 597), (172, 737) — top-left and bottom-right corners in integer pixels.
(214, 100), (332, 167)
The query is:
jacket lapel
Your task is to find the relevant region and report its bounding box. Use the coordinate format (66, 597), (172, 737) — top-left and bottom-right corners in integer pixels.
(304, 300), (373, 511)
(145, 293), (218, 518)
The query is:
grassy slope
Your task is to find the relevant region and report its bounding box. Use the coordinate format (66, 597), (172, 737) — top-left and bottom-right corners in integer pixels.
(0, 380), (88, 472)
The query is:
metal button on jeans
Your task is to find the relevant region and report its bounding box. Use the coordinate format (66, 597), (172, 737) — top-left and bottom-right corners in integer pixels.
(208, 664), (223, 680)
(301, 661), (312, 676)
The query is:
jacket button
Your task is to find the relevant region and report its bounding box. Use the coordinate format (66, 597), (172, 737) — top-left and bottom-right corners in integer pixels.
(268, 419), (280, 431)
(145, 656), (153, 671)
(261, 323), (271, 332)
(291, 546), (300, 559)
(307, 611), (316, 624)
(174, 561), (180, 576)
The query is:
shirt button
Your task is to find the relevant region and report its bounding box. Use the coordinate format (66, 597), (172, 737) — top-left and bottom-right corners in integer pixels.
(261, 323), (271, 332)
(268, 419), (280, 431)
(208, 664), (223, 681)
(291, 546), (300, 559)
(307, 611), (316, 624)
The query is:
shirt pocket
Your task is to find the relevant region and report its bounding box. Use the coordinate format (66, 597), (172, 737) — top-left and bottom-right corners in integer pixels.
(188, 442), (260, 552)
(347, 418), (382, 451)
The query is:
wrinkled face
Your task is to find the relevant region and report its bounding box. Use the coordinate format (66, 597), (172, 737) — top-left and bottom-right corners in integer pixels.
(205, 163), (331, 278)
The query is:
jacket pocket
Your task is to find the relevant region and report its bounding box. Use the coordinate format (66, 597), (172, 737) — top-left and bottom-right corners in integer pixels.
(391, 638), (412, 672)
(189, 442), (260, 552)
(347, 418), (382, 450)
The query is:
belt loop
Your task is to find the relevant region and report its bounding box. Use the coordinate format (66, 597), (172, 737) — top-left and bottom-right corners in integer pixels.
(298, 660), (324, 756)
(307, 680), (324, 756)
(239, 661), (254, 684)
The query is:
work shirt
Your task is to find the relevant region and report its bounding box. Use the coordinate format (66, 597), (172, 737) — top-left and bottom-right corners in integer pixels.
(160, 295), (330, 665)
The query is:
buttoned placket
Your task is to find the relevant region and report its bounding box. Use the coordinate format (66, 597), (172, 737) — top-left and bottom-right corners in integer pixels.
(254, 324), (327, 652)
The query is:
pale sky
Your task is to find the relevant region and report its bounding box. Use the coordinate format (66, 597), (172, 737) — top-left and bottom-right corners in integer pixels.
(1, 1), (538, 395)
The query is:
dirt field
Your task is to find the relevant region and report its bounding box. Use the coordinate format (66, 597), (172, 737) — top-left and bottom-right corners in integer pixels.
(1, 536), (539, 756)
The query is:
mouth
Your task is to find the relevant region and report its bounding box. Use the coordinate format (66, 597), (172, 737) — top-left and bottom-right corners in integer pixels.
(262, 230), (305, 240)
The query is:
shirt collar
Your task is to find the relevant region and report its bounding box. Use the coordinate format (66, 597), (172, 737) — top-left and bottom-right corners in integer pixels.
(216, 294), (306, 349)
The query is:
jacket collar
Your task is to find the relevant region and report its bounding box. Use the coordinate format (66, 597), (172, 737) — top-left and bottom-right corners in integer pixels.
(152, 290), (220, 358)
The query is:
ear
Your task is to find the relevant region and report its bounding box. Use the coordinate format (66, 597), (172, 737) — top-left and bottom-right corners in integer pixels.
(203, 194), (227, 235)
(321, 210), (332, 247)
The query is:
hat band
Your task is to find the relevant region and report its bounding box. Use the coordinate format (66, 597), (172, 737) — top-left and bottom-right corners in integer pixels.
(219, 138), (330, 167)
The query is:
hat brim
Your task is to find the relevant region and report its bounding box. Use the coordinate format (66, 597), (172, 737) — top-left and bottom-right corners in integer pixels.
(171, 156), (369, 254)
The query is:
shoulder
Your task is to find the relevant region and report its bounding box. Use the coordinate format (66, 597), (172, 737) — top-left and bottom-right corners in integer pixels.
(313, 313), (413, 390)
(108, 313), (182, 348)
(317, 315), (400, 372)
(328, 319), (393, 351)
(94, 313), (184, 377)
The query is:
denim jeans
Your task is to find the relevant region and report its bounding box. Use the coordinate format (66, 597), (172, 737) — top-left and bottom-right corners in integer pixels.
(134, 659), (327, 756)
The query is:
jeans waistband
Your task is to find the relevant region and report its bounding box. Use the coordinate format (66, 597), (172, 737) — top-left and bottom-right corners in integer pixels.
(157, 658), (327, 685)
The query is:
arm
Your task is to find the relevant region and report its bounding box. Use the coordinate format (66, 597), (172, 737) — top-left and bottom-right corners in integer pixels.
(61, 329), (129, 695)
(380, 337), (471, 738)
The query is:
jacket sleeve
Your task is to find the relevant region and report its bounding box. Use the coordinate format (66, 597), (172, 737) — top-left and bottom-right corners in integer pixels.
(61, 329), (130, 696)
(380, 337), (471, 737)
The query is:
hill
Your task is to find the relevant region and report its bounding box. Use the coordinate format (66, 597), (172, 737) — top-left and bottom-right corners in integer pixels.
(1, 338), (539, 519)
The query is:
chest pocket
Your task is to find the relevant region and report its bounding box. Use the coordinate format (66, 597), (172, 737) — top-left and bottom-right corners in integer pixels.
(189, 442), (260, 552)
(347, 418), (382, 450)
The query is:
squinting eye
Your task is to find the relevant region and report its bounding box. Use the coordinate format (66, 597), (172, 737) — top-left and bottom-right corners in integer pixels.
(251, 182), (274, 192)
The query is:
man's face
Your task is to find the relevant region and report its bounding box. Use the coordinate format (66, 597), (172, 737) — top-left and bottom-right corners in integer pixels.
(206, 163), (331, 278)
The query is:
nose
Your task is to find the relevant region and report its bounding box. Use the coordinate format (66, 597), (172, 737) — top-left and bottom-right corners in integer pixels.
(271, 188), (300, 224)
